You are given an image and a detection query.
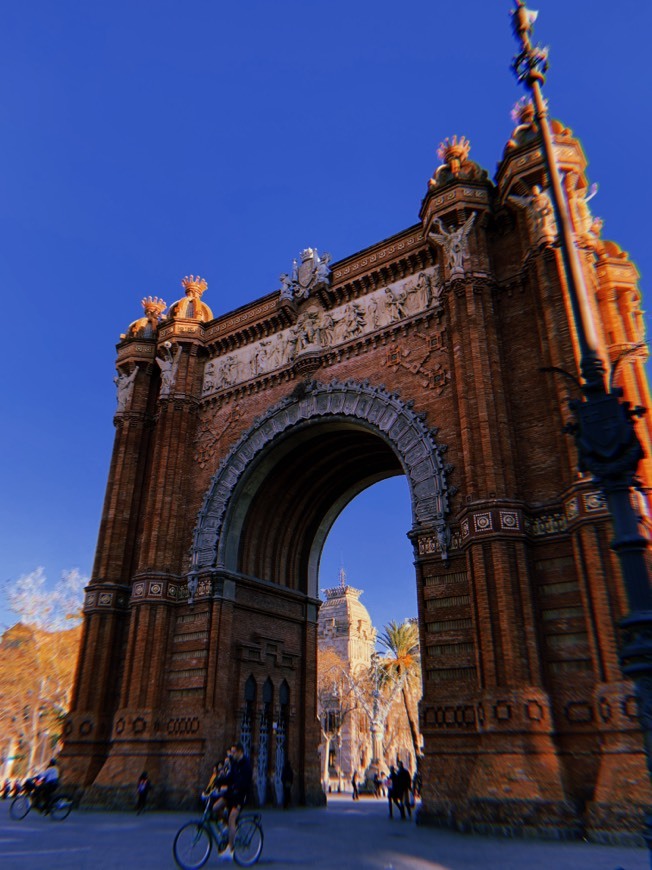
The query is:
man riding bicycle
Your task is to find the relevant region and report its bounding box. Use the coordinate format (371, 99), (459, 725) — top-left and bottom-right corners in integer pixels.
(211, 743), (252, 861)
(33, 758), (59, 813)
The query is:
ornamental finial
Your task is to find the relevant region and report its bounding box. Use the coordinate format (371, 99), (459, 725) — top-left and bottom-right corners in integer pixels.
(141, 295), (167, 319)
(511, 1), (549, 86)
(181, 275), (208, 297)
(436, 135), (471, 172)
(428, 136), (487, 190)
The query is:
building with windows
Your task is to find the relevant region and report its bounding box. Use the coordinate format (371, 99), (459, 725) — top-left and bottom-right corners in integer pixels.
(317, 570), (418, 791)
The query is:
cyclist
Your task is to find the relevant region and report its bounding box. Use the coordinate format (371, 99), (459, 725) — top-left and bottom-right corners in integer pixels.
(34, 758), (59, 813)
(211, 742), (252, 861)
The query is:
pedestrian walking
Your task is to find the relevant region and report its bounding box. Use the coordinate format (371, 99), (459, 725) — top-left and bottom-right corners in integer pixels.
(351, 771), (359, 801)
(135, 771), (152, 814)
(396, 760), (412, 820)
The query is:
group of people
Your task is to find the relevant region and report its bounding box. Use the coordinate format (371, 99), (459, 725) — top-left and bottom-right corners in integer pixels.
(385, 761), (415, 820)
(350, 761), (419, 819)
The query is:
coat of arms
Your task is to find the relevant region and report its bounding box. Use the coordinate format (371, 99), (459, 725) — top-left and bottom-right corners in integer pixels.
(280, 247), (332, 301)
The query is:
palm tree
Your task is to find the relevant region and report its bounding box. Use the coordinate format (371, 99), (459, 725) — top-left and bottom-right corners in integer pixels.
(377, 619), (422, 767)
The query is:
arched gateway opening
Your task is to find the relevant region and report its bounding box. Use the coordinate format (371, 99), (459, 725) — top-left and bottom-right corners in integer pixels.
(183, 382), (445, 807)
(192, 381), (451, 596)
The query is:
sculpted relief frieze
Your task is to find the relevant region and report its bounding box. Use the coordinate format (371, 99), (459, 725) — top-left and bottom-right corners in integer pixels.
(202, 266), (442, 398)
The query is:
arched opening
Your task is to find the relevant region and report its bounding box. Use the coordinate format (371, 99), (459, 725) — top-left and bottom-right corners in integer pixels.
(192, 380), (450, 806)
(319, 477), (416, 630)
(235, 422), (403, 592)
(318, 477), (422, 794)
(193, 380), (452, 590)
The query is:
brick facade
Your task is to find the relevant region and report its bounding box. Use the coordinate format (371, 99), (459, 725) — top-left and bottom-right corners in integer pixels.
(62, 121), (652, 838)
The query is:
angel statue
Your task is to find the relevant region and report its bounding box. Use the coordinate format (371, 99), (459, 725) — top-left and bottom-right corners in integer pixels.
(509, 185), (556, 245)
(314, 251), (332, 286)
(156, 345), (183, 398)
(428, 212), (476, 276)
(114, 366), (138, 412)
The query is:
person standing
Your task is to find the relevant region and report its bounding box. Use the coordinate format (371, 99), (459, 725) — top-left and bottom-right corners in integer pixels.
(388, 765), (405, 819)
(135, 771), (152, 814)
(396, 761), (412, 820)
(281, 760), (294, 809)
(351, 771), (359, 801)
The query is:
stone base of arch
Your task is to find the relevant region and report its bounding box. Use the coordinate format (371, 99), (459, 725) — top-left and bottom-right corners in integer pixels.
(418, 687), (578, 837)
(66, 571), (326, 810)
(417, 682), (652, 842)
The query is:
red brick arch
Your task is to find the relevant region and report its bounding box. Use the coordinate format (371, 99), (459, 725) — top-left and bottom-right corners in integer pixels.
(191, 379), (453, 596)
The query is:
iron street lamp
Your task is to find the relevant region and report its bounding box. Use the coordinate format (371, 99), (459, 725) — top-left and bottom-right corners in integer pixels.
(510, 1), (652, 859)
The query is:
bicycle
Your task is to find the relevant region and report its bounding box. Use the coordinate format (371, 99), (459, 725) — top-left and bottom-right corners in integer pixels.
(9, 778), (73, 821)
(173, 800), (263, 868)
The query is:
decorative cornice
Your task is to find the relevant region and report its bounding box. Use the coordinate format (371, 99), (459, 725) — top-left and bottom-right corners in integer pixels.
(130, 575), (188, 605)
(116, 340), (156, 363)
(83, 583), (130, 614)
(412, 489), (610, 557)
(331, 226), (425, 284)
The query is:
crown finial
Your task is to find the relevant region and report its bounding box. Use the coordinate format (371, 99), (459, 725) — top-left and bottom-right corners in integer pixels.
(181, 275), (208, 297)
(428, 135), (487, 191)
(141, 295), (167, 318)
(436, 135), (471, 171)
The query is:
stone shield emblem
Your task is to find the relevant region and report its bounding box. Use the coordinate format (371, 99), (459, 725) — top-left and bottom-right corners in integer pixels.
(297, 251), (317, 294)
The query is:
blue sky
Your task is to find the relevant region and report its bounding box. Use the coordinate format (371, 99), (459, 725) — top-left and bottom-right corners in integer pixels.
(1, 1), (650, 633)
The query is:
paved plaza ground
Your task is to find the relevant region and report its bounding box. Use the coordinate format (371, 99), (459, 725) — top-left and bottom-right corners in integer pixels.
(0, 793), (648, 870)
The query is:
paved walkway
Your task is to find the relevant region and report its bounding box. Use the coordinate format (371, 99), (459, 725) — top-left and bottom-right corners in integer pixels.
(0, 794), (648, 869)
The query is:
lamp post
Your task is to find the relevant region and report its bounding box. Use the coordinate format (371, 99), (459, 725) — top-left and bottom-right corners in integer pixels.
(510, 1), (652, 857)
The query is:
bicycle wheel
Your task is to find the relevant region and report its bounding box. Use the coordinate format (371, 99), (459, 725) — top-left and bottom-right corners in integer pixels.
(10, 795), (31, 820)
(50, 796), (73, 820)
(233, 818), (263, 867)
(173, 821), (212, 870)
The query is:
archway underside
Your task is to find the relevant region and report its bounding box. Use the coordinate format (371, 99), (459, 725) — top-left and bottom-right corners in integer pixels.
(238, 424), (403, 589)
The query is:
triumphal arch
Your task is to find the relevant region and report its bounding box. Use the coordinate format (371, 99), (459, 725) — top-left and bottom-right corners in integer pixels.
(63, 107), (652, 837)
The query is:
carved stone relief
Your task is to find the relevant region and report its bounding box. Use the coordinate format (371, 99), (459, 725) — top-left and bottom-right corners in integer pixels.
(194, 402), (244, 469)
(202, 266), (442, 398)
(279, 247), (332, 301)
(384, 329), (450, 394)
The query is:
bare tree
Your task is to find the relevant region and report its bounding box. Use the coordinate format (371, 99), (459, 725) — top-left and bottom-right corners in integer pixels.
(317, 648), (357, 791)
(0, 567), (86, 777)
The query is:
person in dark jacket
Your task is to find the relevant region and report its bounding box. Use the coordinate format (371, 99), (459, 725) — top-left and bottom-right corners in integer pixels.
(281, 760), (294, 809)
(212, 742), (253, 858)
(396, 761), (412, 820)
